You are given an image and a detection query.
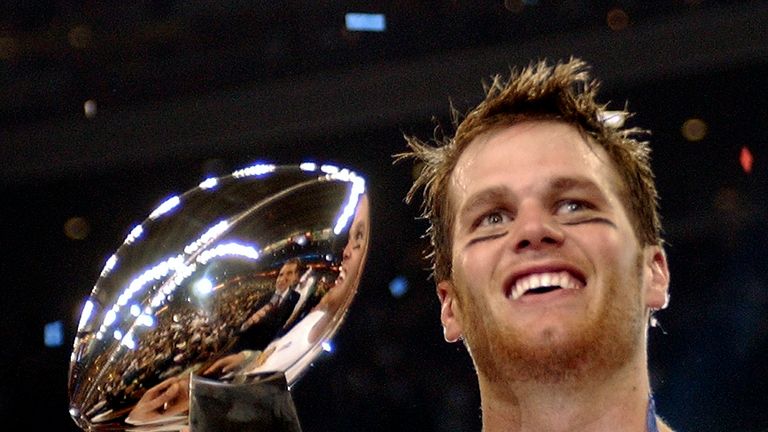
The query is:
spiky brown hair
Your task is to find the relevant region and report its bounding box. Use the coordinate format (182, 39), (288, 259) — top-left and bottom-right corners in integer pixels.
(396, 57), (662, 282)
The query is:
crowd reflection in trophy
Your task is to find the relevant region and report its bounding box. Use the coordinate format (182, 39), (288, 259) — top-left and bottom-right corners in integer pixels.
(124, 195), (370, 427)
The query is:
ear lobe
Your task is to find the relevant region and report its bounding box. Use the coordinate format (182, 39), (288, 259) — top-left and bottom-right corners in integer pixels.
(643, 245), (670, 310)
(437, 280), (464, 343)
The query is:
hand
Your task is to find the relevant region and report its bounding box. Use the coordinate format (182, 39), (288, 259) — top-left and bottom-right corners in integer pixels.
(126, 373), (190, 424)
(202, 352), (247, 377)
(240, 304), (273, 331)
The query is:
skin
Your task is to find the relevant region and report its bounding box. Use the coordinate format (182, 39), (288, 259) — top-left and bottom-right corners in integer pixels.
(127, 372), (190, 424)
(438, 120), (672, 432)
(275, 262), (300, 294)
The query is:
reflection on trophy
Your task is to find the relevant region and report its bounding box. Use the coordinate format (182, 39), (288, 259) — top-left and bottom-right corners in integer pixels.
(67, 163), (370, 431)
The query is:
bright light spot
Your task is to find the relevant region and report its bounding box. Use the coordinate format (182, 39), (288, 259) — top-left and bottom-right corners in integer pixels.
(149, 195), (181, 220)
(740, 146), (754, 174)
(681, 118), (708, 142)
(345, 13), (386, 32)
(104, 309), (117, 327)
(389, 276), (409, 298)
(320, 164), (339, 175)
(120, 333), (136, 349)
(300, 162), (317, 171)
(113, 329), (123, 341)
(184, 220), (230, 255)
(199, 177), (219, 190)
(232, 163), (276, 178)
(77, 299), (95, 331)
(83, 99), (97, 119)
(126, 224), (144, 245)
(130, 304), (141, 317)
(599, 111), (626, 129)
(101, 254), (118, 277)
(196, 242), (261, 264)
(44, 321), (64, 347)
(193, 278), (214, 297)
(136, 313), (155, 327)
(294, 234), (308, 246)
(321, 341), (333, 352)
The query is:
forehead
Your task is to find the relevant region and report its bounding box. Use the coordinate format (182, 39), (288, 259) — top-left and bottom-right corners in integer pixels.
(449, 121), (621, 206)
(280, 263), (298, 273)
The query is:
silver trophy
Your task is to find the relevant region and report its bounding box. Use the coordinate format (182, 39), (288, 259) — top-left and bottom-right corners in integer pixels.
(68, 163), (370, 431)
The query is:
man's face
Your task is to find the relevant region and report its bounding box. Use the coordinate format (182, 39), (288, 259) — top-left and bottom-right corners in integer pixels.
(275, 262), (299, 292)
(439, 120), (669, 384)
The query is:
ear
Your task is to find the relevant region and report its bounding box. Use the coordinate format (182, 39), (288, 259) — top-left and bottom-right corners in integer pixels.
(642, 245), (670, 310)
(437, 280), (464, 343)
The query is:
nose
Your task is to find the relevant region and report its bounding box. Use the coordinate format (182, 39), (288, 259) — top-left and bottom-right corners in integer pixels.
(510, 201), (565, 252)
(342, 241), (352, 263)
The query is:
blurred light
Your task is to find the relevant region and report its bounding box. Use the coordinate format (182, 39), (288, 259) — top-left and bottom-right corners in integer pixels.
(199, 177), (218, 190)
(321, 164), (339, 175)
(321, 341), (333, 352)
(112, 329), (123, 341)
(125, 224), (144, 245)
(104, 309), (117, 327)
(184, 220), (230, 255)
(598, 110), (626, 129)
(120, 332), (136, 349)
(149, 195), (181, 220)
(193, 278), (214, 297)
(300, 162), (317, 171)
(740, 146), (754, 174)
(681, 118), (708, 141)
(345, 13), (386, 32)
(136, 313), (155, 327)
(389, 276), (409, 298)
(77, 299), (95, 331)
(64, 216), (91, 240)
(294, 234), (308, 246)
(83, 99), (97, 119)
(232, 163), (275, 178)
(332, 169), (366, 235)
(101, 254), (118, 277)
(130, 304), (141, 317)
(44, 320), (64, 347)
(68, 25), (93, 49)
(607, 8), (630, 31)
(196, 242), (261, 265)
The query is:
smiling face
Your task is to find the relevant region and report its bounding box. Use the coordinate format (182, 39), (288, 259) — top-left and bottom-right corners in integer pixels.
(440, 120), (669, 385)
(275, 262), (299, 293)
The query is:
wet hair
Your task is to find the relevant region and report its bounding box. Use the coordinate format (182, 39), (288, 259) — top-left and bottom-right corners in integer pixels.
(397, 58), (662, 282)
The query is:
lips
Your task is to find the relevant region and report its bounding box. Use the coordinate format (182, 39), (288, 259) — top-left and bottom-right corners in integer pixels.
(505, 267), (586, 301)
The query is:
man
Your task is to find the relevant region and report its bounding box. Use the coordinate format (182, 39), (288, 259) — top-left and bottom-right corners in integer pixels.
(237, 259), (303, 349)
(399, 58), (674, 431)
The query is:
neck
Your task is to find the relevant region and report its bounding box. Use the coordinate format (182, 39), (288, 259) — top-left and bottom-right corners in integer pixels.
(478, 352), (657, 432)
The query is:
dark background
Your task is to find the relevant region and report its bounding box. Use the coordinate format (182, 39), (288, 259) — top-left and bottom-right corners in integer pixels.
(2, 1), (767, 430)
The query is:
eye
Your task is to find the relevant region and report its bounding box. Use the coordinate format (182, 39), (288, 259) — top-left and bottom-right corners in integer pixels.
(555, 200), (590, 215)
(477, 211), (510, 227)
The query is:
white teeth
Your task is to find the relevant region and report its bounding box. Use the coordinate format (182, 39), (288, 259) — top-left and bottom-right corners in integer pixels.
(509, 271), (582, 300)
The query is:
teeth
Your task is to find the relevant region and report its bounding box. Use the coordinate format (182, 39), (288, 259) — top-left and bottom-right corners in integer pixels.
(509, 271), (582, 300)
